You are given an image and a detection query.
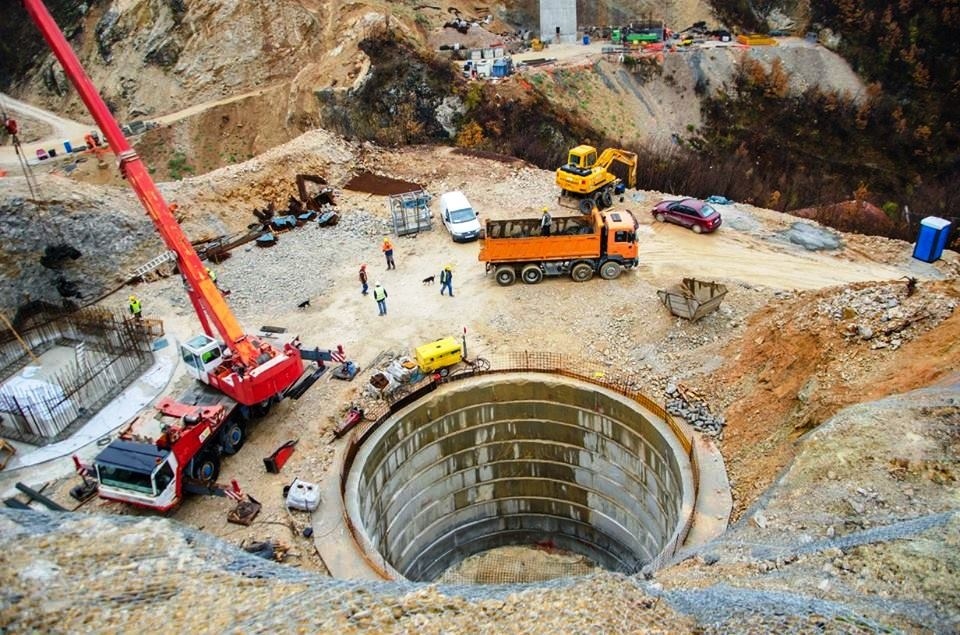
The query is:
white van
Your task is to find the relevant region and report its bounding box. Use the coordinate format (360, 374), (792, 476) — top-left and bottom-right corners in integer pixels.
(439, 191), (482, 242)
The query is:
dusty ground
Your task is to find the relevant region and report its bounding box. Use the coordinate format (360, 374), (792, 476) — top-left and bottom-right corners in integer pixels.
(14, 135), (954, 578)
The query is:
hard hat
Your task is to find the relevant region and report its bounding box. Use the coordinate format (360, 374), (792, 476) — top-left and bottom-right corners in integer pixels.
(444, 264), (452, 270)
(129, 295), (136, 301)
(375, 281), (382, 287)
(383, 237), (390, 243)
(542, 206), (548, 212)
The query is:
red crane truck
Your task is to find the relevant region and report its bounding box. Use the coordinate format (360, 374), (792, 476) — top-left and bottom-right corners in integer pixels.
(22, 0), (347, 511)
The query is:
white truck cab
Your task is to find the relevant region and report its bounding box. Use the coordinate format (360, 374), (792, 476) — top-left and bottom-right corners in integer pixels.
(439, 191), (482, 242)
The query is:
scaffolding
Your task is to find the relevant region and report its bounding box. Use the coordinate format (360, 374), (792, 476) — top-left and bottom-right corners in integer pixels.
(0, 305), (155, 445)
(389, 190), (433, 236)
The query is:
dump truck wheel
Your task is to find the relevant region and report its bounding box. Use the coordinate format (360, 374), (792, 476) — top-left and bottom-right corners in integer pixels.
(655, 213), (666, 223)
(600, 190), (613, 208)
(495, 266), (516, 286)
(571, 262), (594, 282)
(520, 264), (543, 284)
(579, 198), (594, 214)
(193, 453), (220, 482)
(599, 261), (622, 280)
(220, 422), (245, 455)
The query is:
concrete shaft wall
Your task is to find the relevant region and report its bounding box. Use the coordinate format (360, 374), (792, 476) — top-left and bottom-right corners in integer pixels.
(539, 0), (578, 44)
(346, 374), (694, 582)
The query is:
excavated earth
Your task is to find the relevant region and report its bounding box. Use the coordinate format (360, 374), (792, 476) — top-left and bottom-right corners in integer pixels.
(0, 132), (958, 632)
(0, 0), (958, 630)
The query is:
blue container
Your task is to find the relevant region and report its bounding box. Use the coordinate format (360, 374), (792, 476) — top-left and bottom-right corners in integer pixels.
(63, 139), (73, 153)
(912, 216), (952, 263)
(583, 35), (590, 45)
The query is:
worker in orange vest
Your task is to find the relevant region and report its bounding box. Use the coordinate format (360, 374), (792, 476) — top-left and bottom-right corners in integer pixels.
(382, 237), (396, 270)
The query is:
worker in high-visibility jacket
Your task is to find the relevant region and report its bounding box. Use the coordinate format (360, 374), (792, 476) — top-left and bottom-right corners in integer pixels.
(206, 267), (220, 290)
(373, 283), (388, 316)
(128, 295), (142, 320)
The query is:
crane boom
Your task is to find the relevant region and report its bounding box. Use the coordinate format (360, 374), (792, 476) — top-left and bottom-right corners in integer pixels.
(22, 0), (304, 406)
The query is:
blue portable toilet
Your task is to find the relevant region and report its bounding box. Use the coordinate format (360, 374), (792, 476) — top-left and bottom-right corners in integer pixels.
(491, 58), (511, 78)
(63, 139), (73, 153)
(912, 216), (952, 263)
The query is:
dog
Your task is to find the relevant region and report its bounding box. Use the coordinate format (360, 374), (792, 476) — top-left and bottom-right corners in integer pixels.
(421, 275), (435, 285)
(297, 299), (311, 309)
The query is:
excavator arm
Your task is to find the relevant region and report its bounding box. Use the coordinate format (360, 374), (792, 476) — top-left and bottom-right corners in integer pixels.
(22, 0), (303, 405)
(596, 148), (638, 189)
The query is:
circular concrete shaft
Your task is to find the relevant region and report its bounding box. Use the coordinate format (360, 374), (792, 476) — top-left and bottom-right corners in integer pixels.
(345, 373), (695, 581)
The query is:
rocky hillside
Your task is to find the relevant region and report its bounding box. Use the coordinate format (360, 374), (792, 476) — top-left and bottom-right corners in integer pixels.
(4, 0), (851, 179)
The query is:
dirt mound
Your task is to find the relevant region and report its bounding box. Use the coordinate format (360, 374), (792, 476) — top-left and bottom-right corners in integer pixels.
(792, 199), (898, 236)
(714, 278), (960, 518)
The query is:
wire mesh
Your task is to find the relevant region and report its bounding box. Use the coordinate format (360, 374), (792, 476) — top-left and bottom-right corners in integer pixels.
(0, 508), (920, 633)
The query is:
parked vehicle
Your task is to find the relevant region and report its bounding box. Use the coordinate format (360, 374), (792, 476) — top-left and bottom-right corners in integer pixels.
(478, 207), (639, 285)
(439, 191), (482, 242)
(651, 198), (722, 233)
(23, 0), (351, 512)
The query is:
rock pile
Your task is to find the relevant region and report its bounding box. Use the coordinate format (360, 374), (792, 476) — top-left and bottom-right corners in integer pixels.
(664, 381), (726, 437)
(816, 281), (956, 351)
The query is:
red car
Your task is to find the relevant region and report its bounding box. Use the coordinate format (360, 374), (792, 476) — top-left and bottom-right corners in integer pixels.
(651, 198), (722, 233)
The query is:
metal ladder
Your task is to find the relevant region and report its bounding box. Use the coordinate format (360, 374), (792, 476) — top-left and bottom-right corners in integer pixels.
(130, 251), (176, 280)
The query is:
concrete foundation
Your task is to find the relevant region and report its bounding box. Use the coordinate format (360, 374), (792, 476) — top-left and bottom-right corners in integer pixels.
(345, 373), (694, 582)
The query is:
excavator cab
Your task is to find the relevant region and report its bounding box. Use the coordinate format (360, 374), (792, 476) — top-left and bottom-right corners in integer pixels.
(181, 334), (225, 384)
(567, 145), (598, 171)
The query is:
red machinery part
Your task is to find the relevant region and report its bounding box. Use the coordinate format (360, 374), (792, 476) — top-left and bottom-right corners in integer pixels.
(21, 0), (304, 405)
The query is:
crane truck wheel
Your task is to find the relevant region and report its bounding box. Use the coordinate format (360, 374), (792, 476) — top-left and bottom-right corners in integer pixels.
(520, 264), (544, 284)
(600, 190), (613, 209)
(571, 262), (594, 282)
(599, 261), (622, 280)
(192, 453), (221, 482)
(495, 266), (516, 286)
(254, 399), (272, 418)
(220, 422), (245, 455)
(578, 198), (594, 215)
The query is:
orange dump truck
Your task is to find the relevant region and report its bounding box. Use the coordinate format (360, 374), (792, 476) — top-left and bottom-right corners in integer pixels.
(478, 208), (639, 285)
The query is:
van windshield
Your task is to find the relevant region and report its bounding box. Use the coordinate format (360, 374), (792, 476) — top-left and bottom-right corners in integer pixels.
(449, 208), (476, 223)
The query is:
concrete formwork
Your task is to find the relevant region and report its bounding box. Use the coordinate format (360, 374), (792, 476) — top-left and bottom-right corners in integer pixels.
(346, 373), (694, 582)
(539, 0), (578, 45)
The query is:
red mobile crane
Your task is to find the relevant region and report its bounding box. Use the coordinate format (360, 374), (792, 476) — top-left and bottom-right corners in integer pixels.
(23, 0), (347, 510)
(22, 0), (303, 407)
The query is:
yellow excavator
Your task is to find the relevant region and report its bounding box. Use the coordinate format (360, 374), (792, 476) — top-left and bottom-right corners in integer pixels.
(556, 145), (638, 214)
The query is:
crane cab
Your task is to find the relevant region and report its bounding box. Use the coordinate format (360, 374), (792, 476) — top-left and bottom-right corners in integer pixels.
(181, 334), (225, 383)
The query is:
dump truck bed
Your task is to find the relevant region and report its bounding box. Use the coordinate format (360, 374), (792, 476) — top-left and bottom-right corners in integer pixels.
(478, 215), (601, 263)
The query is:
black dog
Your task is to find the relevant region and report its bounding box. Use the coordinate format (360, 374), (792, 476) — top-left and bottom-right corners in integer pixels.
(297, 299), (311, 309)
(422, 275), (435, 285)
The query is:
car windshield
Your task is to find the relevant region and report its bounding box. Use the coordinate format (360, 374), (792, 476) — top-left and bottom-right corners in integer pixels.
(449, 208), (476, 223)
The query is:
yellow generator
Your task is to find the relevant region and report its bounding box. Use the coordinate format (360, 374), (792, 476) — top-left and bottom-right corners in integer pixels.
(415, 337), (463, 373)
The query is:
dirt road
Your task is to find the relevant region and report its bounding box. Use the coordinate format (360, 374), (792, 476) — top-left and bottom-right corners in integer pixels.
(0, 92), (95, 169)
